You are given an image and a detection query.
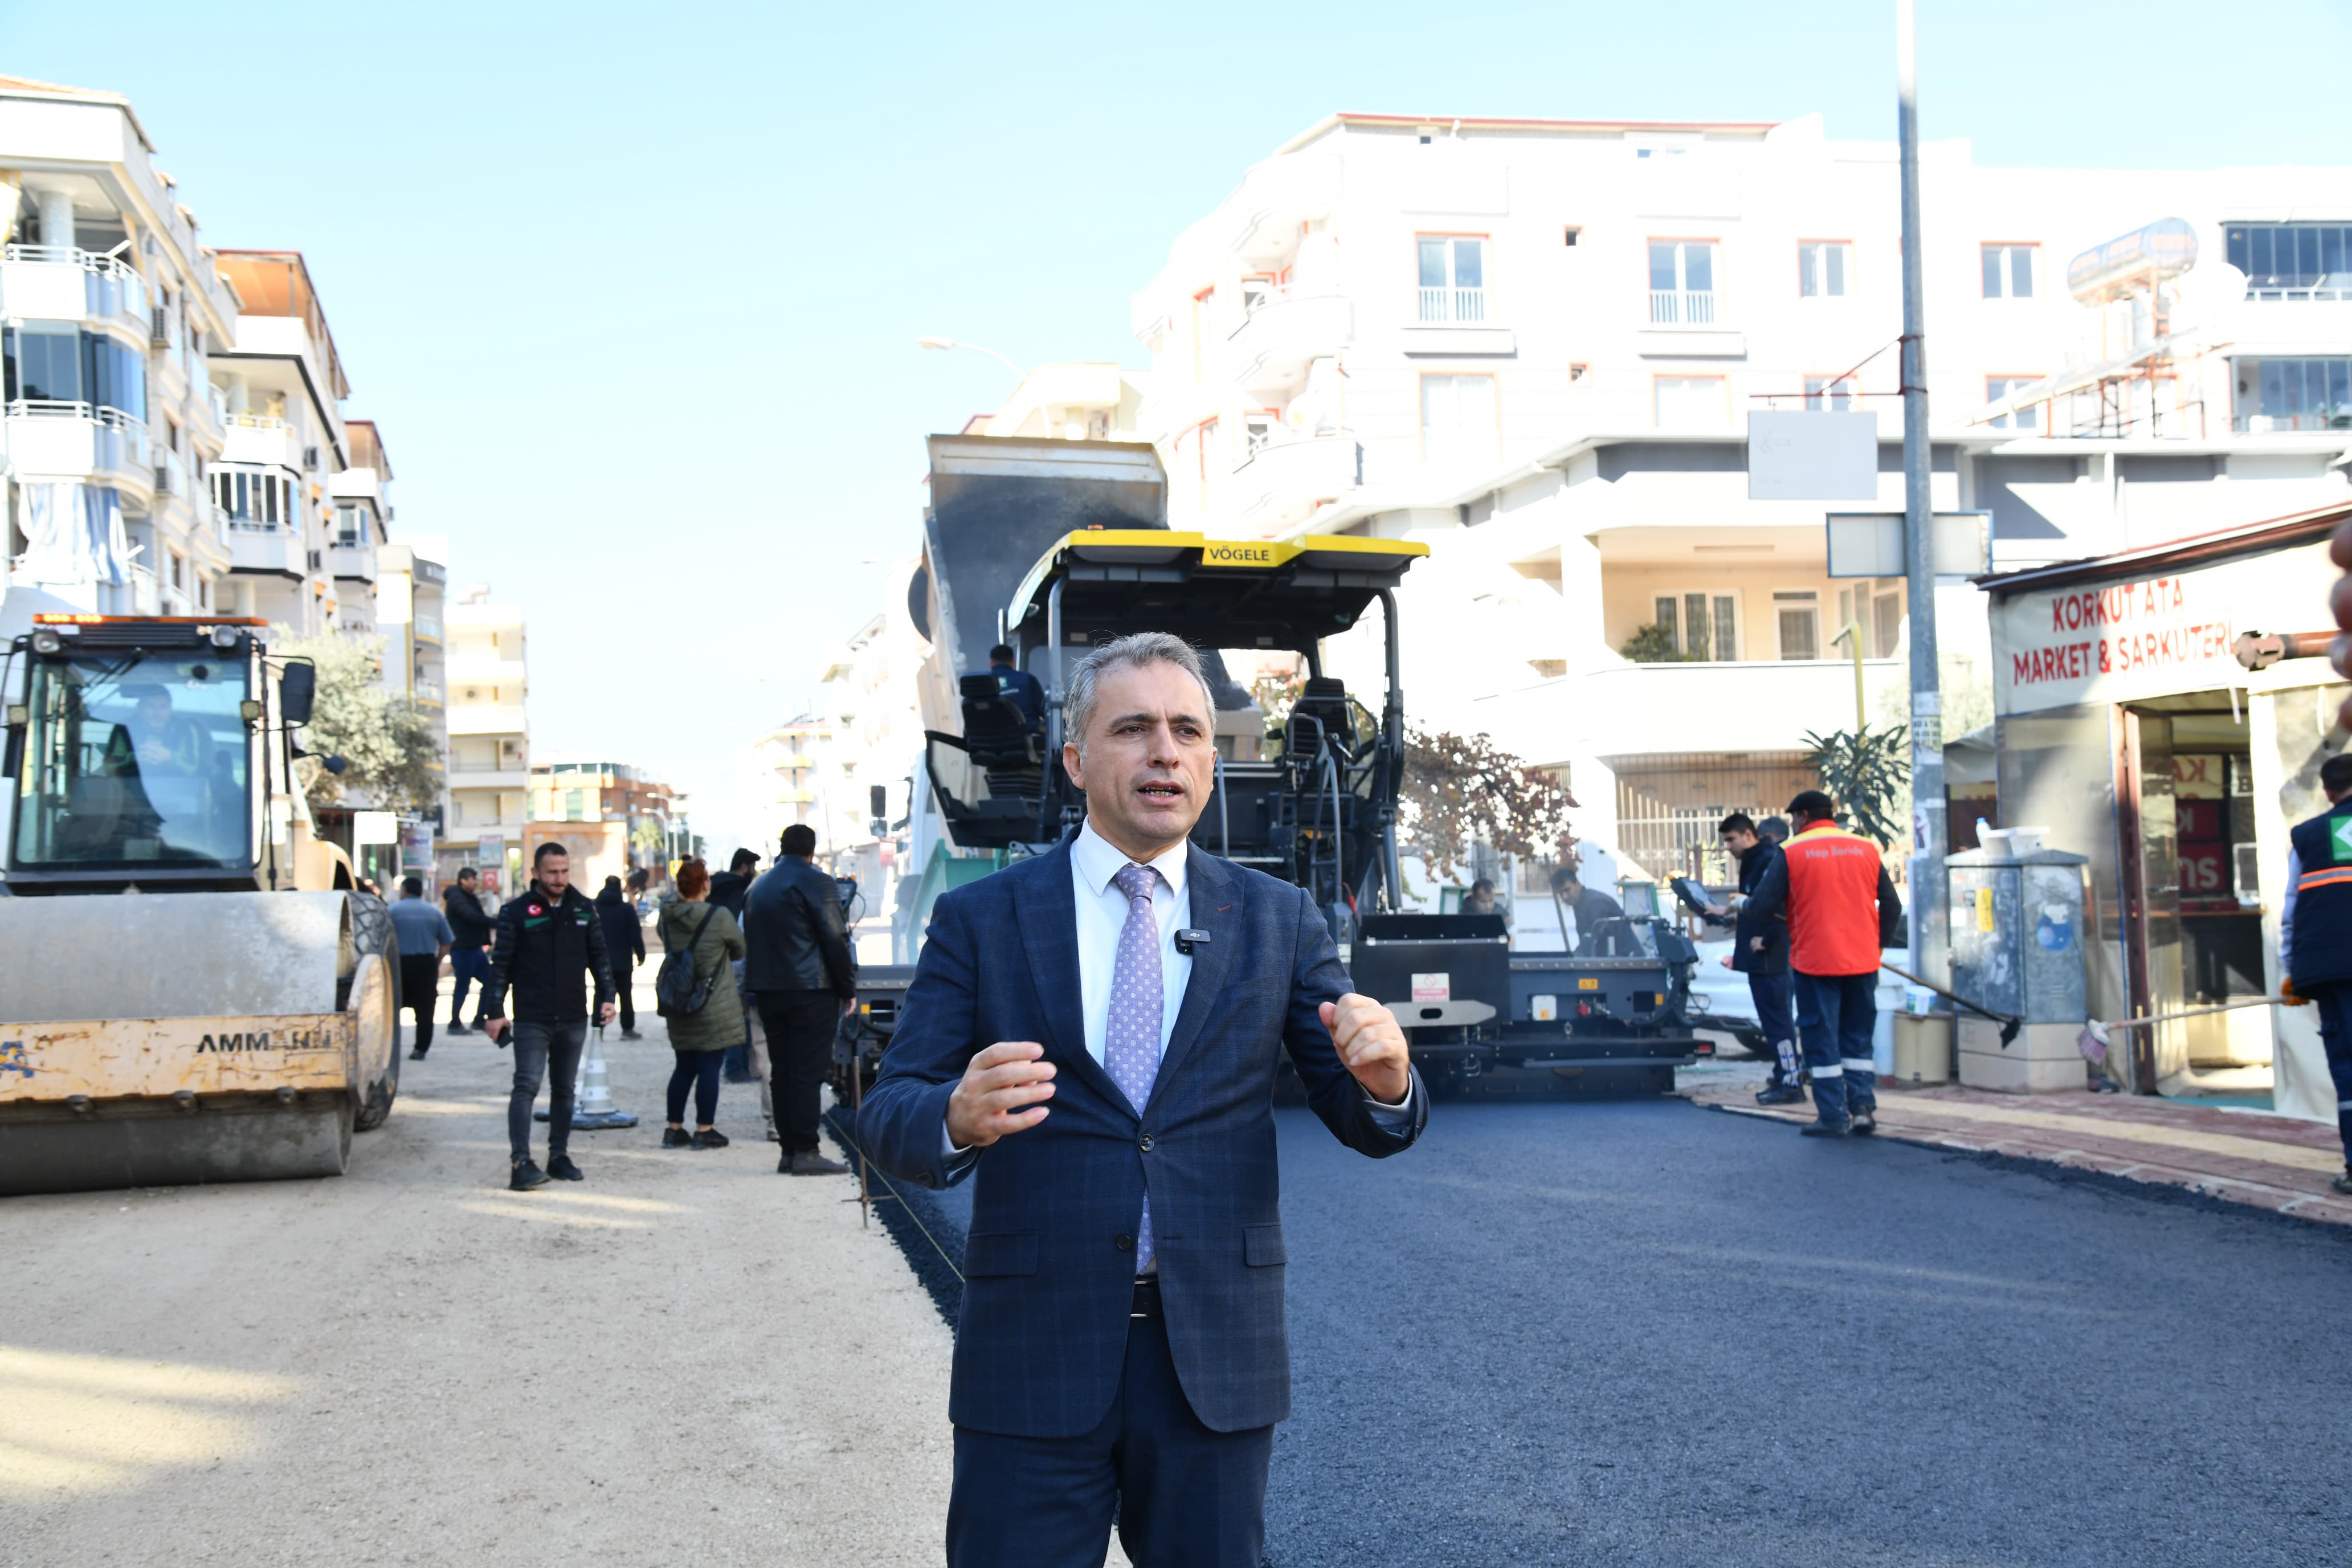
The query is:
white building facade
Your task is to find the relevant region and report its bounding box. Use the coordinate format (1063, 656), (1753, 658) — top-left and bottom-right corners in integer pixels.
(443, 587), (529, 894)
(1130, 112), (2352, 875)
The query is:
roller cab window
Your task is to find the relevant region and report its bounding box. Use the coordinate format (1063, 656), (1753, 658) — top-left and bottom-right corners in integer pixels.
(13, 652), (254, 871)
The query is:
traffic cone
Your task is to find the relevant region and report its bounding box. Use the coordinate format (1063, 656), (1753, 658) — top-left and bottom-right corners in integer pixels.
(537, 1027), (639, 1129)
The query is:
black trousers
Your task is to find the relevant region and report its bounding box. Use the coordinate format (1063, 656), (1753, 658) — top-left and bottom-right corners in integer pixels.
(667, 1048), (723, 1126)
(755, 991), (837, 1154)
(947, 1313), (1272, 1568)
(398, 953), (440, 1053)
(612, 955), (636, 1031)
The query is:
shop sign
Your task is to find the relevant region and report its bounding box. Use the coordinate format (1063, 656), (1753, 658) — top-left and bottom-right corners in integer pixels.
(1992, 541), (2330, 714)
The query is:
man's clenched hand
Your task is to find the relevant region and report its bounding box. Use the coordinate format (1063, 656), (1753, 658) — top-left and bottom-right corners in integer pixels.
(1319, 993), (1411, 1105)
(946, 1040), (1056, 1150)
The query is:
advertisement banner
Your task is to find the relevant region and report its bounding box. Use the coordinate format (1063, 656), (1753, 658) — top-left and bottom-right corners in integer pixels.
(1991, 540), (2331, 715)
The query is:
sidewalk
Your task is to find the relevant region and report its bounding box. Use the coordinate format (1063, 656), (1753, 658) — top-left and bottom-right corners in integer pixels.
(1683, 1068), (2352, 1227)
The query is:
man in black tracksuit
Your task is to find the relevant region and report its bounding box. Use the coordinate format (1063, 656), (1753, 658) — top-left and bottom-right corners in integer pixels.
(483, 843), (615, 1190)
(1707, 812), (1801, 1105)
(744, 823), (856, 1175)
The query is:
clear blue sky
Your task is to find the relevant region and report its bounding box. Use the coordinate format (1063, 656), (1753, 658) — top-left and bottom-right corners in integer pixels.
(15, 0), (2347, 847)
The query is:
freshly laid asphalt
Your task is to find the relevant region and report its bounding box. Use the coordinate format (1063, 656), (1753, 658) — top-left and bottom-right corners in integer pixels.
(862, 1085), (2352, 1568)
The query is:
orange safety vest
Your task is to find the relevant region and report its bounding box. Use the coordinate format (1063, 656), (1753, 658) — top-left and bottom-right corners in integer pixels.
(1782, 821), (1886, 977)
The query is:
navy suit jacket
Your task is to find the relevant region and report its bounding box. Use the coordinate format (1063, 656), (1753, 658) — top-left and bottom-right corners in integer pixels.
(856, 836), (1427, 1437)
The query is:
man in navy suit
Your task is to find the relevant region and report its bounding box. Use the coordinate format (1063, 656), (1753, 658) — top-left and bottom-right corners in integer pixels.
(859, 631), (1427, 1568)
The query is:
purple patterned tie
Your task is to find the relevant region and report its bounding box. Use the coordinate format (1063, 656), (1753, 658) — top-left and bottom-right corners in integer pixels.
(1106, 863), (1164, 1270)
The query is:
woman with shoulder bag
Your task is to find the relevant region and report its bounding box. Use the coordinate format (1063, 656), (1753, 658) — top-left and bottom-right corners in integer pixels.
(656, 858), (746, 1149)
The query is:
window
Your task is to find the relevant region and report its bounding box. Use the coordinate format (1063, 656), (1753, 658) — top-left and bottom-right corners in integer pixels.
(1239, 275), (1275, 317)
(1243, 412), (1276, 455)
(1568, 362), (1591, 383)
(1652, 590), (1739, 660)
(1563, 226), (1582, 247)
(213, 466), (295, 529)
(1836, 579), (1905, 658)
(2226, 223), (2352, 301)
(1774, 591), (1820, 660)
(1419, 373), (1497, 465)
(1, 324), (144, 419)
(1798, 242), (1850, 297)
(1653, 374), (1726, 431)
(1416, 235), (1488, 324)
(1985, 375), (2042, 430)
(334, 504), (368, 546)
(1647, 240), (1717, 324)
(565, 789), (585, 822)
(2233, 356), (2352, 432)
(1804, 375), (1856, 413)
(1981, 243), (2036, 299)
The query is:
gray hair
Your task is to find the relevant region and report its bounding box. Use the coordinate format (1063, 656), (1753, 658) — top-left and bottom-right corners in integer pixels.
(1063, 632), (1215, 757)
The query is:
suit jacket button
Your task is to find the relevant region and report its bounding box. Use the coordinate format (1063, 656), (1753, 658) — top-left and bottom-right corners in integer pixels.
(1114, 1234), (1134, 1252)
(1139, 1134), (1154, 1152)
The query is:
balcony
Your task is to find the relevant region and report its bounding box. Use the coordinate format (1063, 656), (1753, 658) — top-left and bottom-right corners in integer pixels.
(2235, 412), (2351, 432)
(226, 521), (303, 578)
(1475, 656), (1906, 762)
(326, 541), (378, 585)
(2244, 273), (2352, 304)
(1231, 432), (1361, 533)
(1226, 291), (1351, 394)
(1648, 290), (1718, 326)
(448, 704), (529, 737)
(220, 414), (303, 472)
(448, 762), (529, 790)
(0, 246), (148, 336)
(413, 615), (443, 644)
(446, 654), (527, 685)
(411, 678), (444, 708)
(1417, 287), (1488, 325)
(5, 402), (153, 497)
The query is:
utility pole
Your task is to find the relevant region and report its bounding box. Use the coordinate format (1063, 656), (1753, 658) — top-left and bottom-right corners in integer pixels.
(1898, 0), (1948, 988)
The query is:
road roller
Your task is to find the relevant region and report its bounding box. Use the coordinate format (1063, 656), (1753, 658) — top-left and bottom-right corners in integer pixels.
(0, 613), (401, 1195)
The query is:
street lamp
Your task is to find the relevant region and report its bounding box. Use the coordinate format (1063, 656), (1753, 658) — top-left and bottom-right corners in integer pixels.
(917, 336), (1024, 381)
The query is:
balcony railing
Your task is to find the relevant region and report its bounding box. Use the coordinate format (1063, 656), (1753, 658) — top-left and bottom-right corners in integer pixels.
(5, 400), (150, 477)
(1416, 287), (1488, 325)
(2234, 411), (2352, 432)
(1649, 290), (1718, 325)
(412, 679), (444, 705)
(2243, 274), (2352, 303)
(413, 615), (443, 644)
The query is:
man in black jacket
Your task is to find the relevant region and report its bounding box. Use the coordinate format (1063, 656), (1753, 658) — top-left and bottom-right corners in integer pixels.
(594, 875), (647, 1039)
(483, 844), (616, 1190)
(709, 847), (759, 919)
(442, 865), (496, 1035)
(1707, 813), (1803, 1106)
(745, 823), (856, 1175)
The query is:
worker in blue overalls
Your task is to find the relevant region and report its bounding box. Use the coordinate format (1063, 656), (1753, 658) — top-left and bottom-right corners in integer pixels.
(989, 642), (1044, 733)
(2282, 750), (2352, 1196)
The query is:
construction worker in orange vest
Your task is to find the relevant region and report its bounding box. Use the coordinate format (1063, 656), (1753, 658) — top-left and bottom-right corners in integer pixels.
(1741, 789), (1904, 1137)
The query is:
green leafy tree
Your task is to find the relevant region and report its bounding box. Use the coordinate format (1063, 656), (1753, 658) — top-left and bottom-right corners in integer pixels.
(1802, 724), (1911, 848)
(1400, 726), (1578, 883)
(1618, 623), (1689, 663)
(275, 631), (443, 812)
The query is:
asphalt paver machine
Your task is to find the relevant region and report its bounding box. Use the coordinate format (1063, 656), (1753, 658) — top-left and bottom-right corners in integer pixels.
(0, 614), (401, 1194)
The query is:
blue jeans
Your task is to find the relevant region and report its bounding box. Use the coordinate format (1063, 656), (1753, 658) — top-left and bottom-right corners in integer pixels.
(1746, 969), (1800, 1086)
(450, 945), (491, 1026)
(2314, 983), (2352, 1166)
(1795, 970), (1878, 1124)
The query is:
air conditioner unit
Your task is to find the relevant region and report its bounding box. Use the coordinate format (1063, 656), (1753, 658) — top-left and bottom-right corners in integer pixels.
(150, 306), (170, 349)
(303, 445), (320, 469)
(152, 463), (173, 495)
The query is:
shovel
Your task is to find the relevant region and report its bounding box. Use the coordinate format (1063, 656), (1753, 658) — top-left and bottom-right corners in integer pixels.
(2076, 998), (2281, 1063)
(1877, 961), (2023, 1048)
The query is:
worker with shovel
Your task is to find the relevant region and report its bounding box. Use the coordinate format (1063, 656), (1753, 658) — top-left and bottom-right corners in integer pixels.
(2283, 753), (2352, 1195)
(1743, 790), (1904, 1139)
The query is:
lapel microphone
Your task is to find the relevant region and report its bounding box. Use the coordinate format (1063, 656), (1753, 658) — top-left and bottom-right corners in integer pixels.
(1175, 929), (1210, 955)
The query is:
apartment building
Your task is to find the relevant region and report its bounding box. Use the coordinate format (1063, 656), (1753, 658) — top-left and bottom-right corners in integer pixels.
(970, 362), (1152, 440)
(1130, 112), (2352, 873)
(442, 587), (529, 894)
(525, 758), (677, 892)
(0, 76), (240, 625)
(377, 529), (449, 841)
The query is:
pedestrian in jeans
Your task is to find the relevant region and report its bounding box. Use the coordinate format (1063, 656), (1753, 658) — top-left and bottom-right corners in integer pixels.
(482, 843), (615, 1189)
(595, 875), (647, 1039)
(389, 876), (455, 1061)
(657, 857), (746, 1149)
(1741, 790), (1903, 1138)
(744, 823), (855, 1175)
(1704, 813), (1802, 1106)
(442, 865), (495, 1035)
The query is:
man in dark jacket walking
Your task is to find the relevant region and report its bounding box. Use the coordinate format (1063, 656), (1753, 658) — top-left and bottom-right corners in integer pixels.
(709, 848), (760, 919)
(442, 865), (496, 1035)
(1707, 813), (1802, 1106)
(595, 875), (647, 1039)
(2282, 753), (2352, 1194)
(745, 823), (856, 1175)
(483, 843), (616, 1189)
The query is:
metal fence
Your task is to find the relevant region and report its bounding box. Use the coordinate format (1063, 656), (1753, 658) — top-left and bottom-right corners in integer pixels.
(1608, 752), (1819, 884)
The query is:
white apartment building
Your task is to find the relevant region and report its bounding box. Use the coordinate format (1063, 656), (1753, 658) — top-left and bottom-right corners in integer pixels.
(972, 362), (1152, 441)
(0, 76), (240, 625)
(377, 529), (449, 842)
(1130, 112), (2352, 874)
(443, 587), (529, 894)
